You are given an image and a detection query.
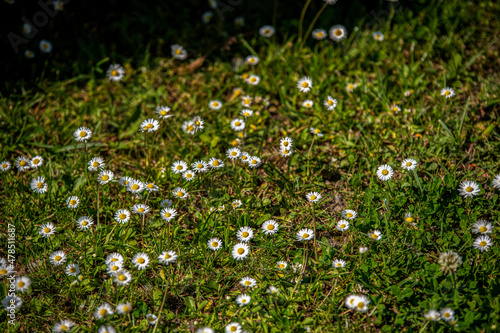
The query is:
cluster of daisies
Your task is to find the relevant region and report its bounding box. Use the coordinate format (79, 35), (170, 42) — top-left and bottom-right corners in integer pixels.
(424, 307), (458, 327)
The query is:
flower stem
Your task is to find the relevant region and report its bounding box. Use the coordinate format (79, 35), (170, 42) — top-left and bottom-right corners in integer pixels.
(301, 2), (328, 47)
(298, 0), (313, 42)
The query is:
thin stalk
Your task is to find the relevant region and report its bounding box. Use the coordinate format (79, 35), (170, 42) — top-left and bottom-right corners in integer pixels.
(301, 2), (328, 47)
(298, 0), (313, 42)
(152, 269), (170, 333)
(312, 203), (318, 261)
(97, 182), (100, 225)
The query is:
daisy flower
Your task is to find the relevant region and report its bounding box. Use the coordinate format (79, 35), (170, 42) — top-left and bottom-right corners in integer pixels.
(73, 126), (92, 142)
(353, 295), (370, 312)
(324, 96), (337, 111)
(267, 285), (278, 294)
(208, 157), (225, 169)
(234, 17), (244, 27)
(404, 212), (416, 225)
(15, 276), (31, 292)
(472, 219), (493, 234)
(401, 158), (417, 171)
(156, 105), (172, 119)
(208, 0), (217, 8)
(240, 109), (253, 118)
(144, 182), (159, 192)
(342, 210), (357, 220)
(424, 310), (441, 321)
(241, 95), (252, 107)
(441, 87), (455, 98)
(119, 176), (133, 187)
(245, 55), (259, 65)
(132, 253), (150, 270)
(53, 1), (64, 11)
(98, 326), (117, 333)
(114, 209), (131, 224)
(0, 265), (13, 279)
(158, 251), (178, 265)
(368, 230), (382, 241)
(160, 199), (173, 208)
(171, 44), (187, 60)
(491, 174), (500, 189)
(182, 120), (196, 135)
(262, 220), (279, 235)
(310, 127), (324, 137)
(97, 170), (114, 185)
(236, 226), (254, 242)
(458, 180), (480, 198)
(332, 259), (346, 268)
(218, 205), (225, 211)
(140, 118), (160, 133)
(227, 148), (242, 159)
(346, 83), (358, 92)
(391, 105), (400, 113)
(25, 50), (35, 58)
(209, 100), (223, 110)
(440, 308), (455, 321)
(49, 251), (67, 266)
(246, 74), (260, 85)
(232, 243), (250, 261)
(88, 157), (105, 171)
(306, 191), (322, 203)
(207, 238), (222, 251)
(30, 176), (48, 194)
(297, 77), (313, 93)
(280, 137), (293, 149)
(106, 262), (122, 275)
(15, 156), (30, 171)
(345, 295), (358, 309)
(113, 270), (132, 286)
(106, 253), (124, 265)
(202, 11), (213, 23)
(0, 161), (11, 171)
(312, 29), (327, 40)
(280, 147), (293, 157)
(52, 319), (75, 332)
(39, 39), (52, 53)
(76, 216), (94, 230)
(296, 228), (314, 241)
(171, 160), (188, 174)
(259, 25), (275, 37)
(232, 199), (242, 209)
(376, 165), (393, 181)
(116, 302), (133, 314)
(373, 31), (384, 41)
(30, 155), (43, 169)
(66, 196), (79, 209)
(23, 22), (32, 34)
(192, 160), (209, 173)
(128, 179), (145, 193)
(230, 119), (246, 131)
(239, 276), (257, 288)
(473, 235), (493, 252)
(173, 187), (188, 199)
(107, 64), (125, 82)
(329, 25), (347, 41)
(39, 222), (56, 238)
(160, 208), (177, 222)
(240, 152), (251, 164)
(65, 263), (80, 276)
(132, 204), (150, 215)
(196, 327), (214, 333)
(248, 156), (262, 168)
(193, 116), (205, 132)
(336, 220), (349, 231)
(276, 261), (287, 270)
(95, 303), (114, 320)
(302, 100), (314, 108)
(183, 169), (196, 181)
(236, 294), (251, 307)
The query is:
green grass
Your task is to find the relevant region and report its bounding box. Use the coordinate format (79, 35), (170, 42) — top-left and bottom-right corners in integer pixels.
(1, 0), (500, 332)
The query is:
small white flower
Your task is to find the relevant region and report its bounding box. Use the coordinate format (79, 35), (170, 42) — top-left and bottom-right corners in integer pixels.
(324, 96), (337, 110)
(171, 160), (188, 174)
(297, 77), (313, 93)
(236, 294), (251, 307)
(306, 191), (322, 203)
(472, 219), (493, 234)
(310, 127), (324, 137)
(329, 25), (347, 41)
(107, 64), (125, 82)
(208, 157), (225, 169)
(88, 157), (105, 171)
(76, 216), (94, 230)
(49, 251), (67, 266)
(401, 158), (417, 171)
(240, 109), (253, 117)
(441, 87), (455, 98)
(30, 155), (43, 169)
(230, 119), (246, 131)
(246, 74), (260, 85)
(140, 118), (160, 133)
(262, 220), (279, 235)
(491, 174), (500, 189)
(336, 220), (349, 231)
(132, 204), (150, 215)
(332, 259), (346, 268)
(114, 209), (131, 224)
(95, 303), (114, 320)
(158, 251), (177, 265)
(458, 180), (480, 198)
(259, 25), (275, 37)
(440, 308), (455, 322)
(73, 126), (92, 142)
(276, 261), (287, 270)
(376, 165), (393, 181)
(473, 235), (493, 252)
(160, 208), (177, 222)
(296, 228), (314, 241)
(346, 83), (358, 92)
(245, 55), (259, 65)
(312, 29), (327, 40)
(236, 226), (254, 242)
(132, 252), (150, 270)
(232, 243), (250, 261)
(66, 196), (80, 209)
(342, 210), (357, 220)
(373, 31), (384, 41)
(172, 187), (188, 199)
(30, 176), (48, 194)
(239, 276), (256, 288)
(302, 100), (314, 108)
(202, 11), (213, 23)
(160, 199), (173, 208)
(209, 100), (223, 110)
(183, 170), (196, 181)
(248, 156), (262, 168)
(207, 238), (222, 251)
(156, 105), (173, 119)
(192, 160), (209, 173)
(97, 170), (114, 185)
(424, 310), (441, 321)
(171, 44), (187, 60)
(39, 39), (52, 53)
(368, 230), (382, 241)
(65, 263), (80, 276)
(227, 148), (242, 160)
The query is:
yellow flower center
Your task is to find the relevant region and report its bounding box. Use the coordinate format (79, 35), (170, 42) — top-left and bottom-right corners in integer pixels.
(302, 82), (309, 88)
(244, 99), (250, 104)
(346, 213), (353, 218)
(33, 158), (39, 164)
(357, 302), (365, 309)
(267, 224), (274, 230)
(466, 186), (473, 192)
(283, 150), (289, 154)
(82, 221), (88, 226)
(230, 327), (237, 332)
(310, 195), (316, 200)
(406, 217), (414, 223)
(175, 49), (182, 55)
(371, 234), (378, 239)
(102, 175), (109, 181)
(100, 309), (107, 315)
(80, 131), (86, 137)
(20, 160), (26, 166)
(111, 266), (118, 271)
(249, 58), (255, 63)
(212, 102), (219, 107)
(305, 103), (311, 107)
(137, 258), (145, 264)
(177, 191), (184, 197)
(123, 306), (130, 312)
(147, 123), (153, 128)
(340, 224), (346, 228)
(327, 99), (333, 105)
(119, 213), (127, 219)
(242, 232), (249, 237)
(186, 173), (192, 178)
(479, 226), (487, 233)
(237, 248), (244, 255)
(213, 160), (220, 166)
(55, 255), (61, 261)
(161, 110), (167, 116)
(164, 212), (171, 218)
(393, 107), (398, 112)
(479, 241), (487, 247)
(44, 227), (50, 233)
(164, 253), (171, 259)
(348, 84), (354, 90)
(0, 269), (6, 275)
(231, 151), (237, 156)
(235, 121), (241, 126)
(1, 163), (6, 168)
(444, 313), (450, 318)
(382, 169), (388, 175)
(335, 29), (342, 36)
(132, 184), (139, 190)
(250, 77), (257, 83)
(337, 263), (342, 267)
(376, 35), (380, 40)
(314, 128), (320, 134)
(61, 325), (68, 331)
(92, 161), (99, 167)
(445, 90), (450, 96)
(302, 233), (309, 239)
(118, 274), (126, 281)
(317, 32), (324, 37)
(241, 299), (247, 303)
(70, 267), (76, 272)
(406, 162), (412, 167)
(138, 208), (145, 212)
(148, 316), (155, 322)
(264, 29), (270, 34)
(279, 264), (285, 269)
(242, 155), (247, 160)
(244, 281), (251, 285)
(18, 281), (25, 287)
(187, 125), (194, 131)
(212, 242), (218, 247)
(37, 182), (44, 188)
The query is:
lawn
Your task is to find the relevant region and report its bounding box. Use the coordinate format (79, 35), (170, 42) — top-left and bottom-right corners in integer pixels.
(1, 0), (500, 332)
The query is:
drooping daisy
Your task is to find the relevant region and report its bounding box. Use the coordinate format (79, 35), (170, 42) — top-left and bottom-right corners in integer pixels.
(209, 100), (223, 110)
(95, 303), (114, 320)
(472, 219), (493, 234)
(232, 200), (242, 209)
(297, 77), (313, 93)
(171, 160), (188, 174)
(230, 119), (246, 131)
(116, 302), (133, 314)
(171, 44), (187, 60)
(296, 228), (314, 241)
(336, 220), (349, 231)
(65, 263), (80, 276)
(245, 55), (259, 65)
(306, 191), (322, 203)
(259, 25), (275, 37)
(218, 205), (225, 211)
(401, 158), (417, 171)
(132, 204), (150, 215)
(262, 220), (279, 235)
(246, 74), (260, 86)
(332, 259), (346, 268)
(208, 157), (225, 169)
(368, 230), (382, 241)
(346, 83), (358, 92)
(207, 238), (222, 251)
(30, 155), (43, 169)
(329, 25), (347, 41)
(232, 243), (250, 261)
(158, 251), (178, 265)
(119, 176), (134, 187)
(441, 87), (455, 98)
(192, 160), (209, 173)
(15, 156), (30, 172)
(76, 216), (94, 230)
(302, 100), (314, 108)
(30, 176), (48, 194)
(236, 226), (254, 242)
(160, 199), (173, 208)
(310, 127), (324, 137)
(39, 222), (56, 238)
(182, 169), (196, 181)
(160, 208), (177, 222)
(239, 276), (256, 288)
(155, 105), (172, 119)
(15, 276), (31, 292)
(144, 182), (159, 192)
(196, 327), (214, 333)
(107, 64), (125, 82)
(440, 308), (455, 322)
(49, 251), (67, 266)
(192, 116), (205, 132)
(373, 31), (384, 41)
(376, 165), (393, 181)
(491, 174), (500, 189)
(236, 294), (251, 307)
(404, 212), (416, 225)
(173, 187), (188, 199)
(0, 161), (11, 171)
(202, 11), (213, 23)
(97, 325), (117, 333)
(276, 261), (287, 270)
(458, 180), (480, 198)
(52, 319), (75, 332)
(182, 120), (196, 135)
(66, 196), (79, 209)
(140, 118), (160, 133)
(241, 95), (252, 107)
(127, 179), (145, 193)
(39, 39), (52, 53)
(113, 269), (132, 286)
(114, 209), (131, 224)
(97, 170), (114, 185)
(353, 295), (370, 312)
(227, 148), (241, 160)
(473, 235), (493, 252)
(73, 126), (92, 142)
(424, 310), (441, 321)
(248, 156), (262, 168)
(312, 29), (327, 40)
(88, 157), (105, 171)
(132, 253), (150, 270)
